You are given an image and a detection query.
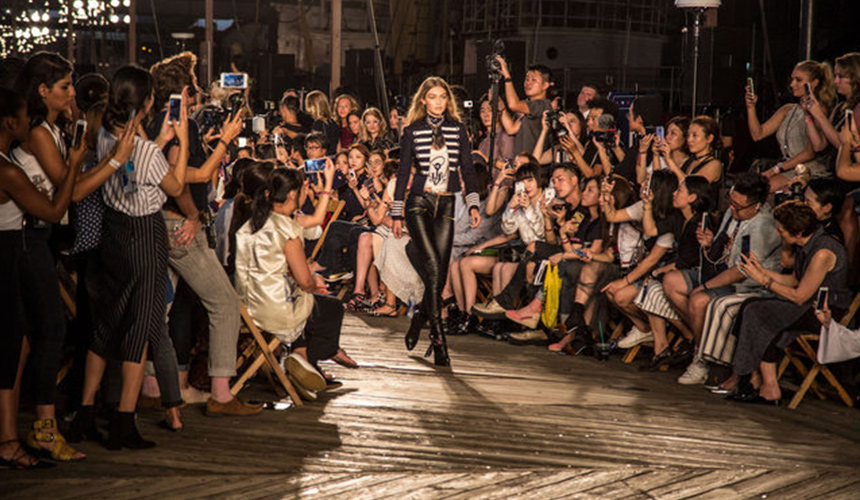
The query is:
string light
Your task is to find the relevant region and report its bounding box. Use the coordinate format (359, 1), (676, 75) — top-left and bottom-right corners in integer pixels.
(0, 0), (129, 57)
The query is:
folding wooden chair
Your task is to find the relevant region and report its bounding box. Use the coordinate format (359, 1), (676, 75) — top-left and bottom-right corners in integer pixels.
(309, 198), (346, 262)
(231, 302), (304, 406)
(778, 293), (860, 409)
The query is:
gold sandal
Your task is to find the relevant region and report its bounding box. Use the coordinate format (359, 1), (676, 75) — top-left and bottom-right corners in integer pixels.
(27, 419), (86, 462)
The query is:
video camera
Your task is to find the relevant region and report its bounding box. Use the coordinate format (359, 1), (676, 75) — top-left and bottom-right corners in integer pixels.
(588, 113), (617, 145)
(485, 40), (506, 77)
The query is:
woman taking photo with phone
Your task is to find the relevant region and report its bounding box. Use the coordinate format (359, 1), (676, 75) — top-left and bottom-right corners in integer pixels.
(746, 60), (834, 193)
(392, 76), (481, 367)
(731, 201), (848, 404)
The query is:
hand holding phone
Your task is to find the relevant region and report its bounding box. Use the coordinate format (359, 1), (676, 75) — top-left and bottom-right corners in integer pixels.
(741, 234), (751, 258)
(72, 119), (87, 149)
(168, 93), (183, 123)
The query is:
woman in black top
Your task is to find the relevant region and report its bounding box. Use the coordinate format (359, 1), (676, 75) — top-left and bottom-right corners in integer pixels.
(392, 76), (481, 366)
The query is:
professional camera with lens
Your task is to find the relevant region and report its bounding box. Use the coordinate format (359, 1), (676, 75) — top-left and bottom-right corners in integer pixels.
(589, 129), (616, 145)
(773, 181), (806, 206)
(485, 40), (506, 76)
(546, 109), (568, 139)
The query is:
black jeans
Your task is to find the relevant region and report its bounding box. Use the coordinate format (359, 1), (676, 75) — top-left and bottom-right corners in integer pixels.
(0, 231), (25, 390)
(405, 192), (455, 332)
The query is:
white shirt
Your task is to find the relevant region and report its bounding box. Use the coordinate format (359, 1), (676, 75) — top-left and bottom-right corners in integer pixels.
(425, 146), (450, 193)
(98, 127), (170, 217)
(0, 151), (24, 230)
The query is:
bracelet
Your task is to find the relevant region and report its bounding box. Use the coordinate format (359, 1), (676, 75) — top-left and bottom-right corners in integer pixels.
(319, 190), (331, 196)
(219, 139), (229, 149)
(503, 78), (512, 83)
(625, 275), (631, 285)
(702, 282), (710, 291)
(109, 158), (122, 169)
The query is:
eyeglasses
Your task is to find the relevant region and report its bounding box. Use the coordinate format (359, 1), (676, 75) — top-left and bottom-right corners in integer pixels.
(306, 145), (322, 150)
(726, 190), (756, 211)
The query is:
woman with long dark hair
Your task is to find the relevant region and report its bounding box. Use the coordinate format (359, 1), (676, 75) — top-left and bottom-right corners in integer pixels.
(392, 76), (481, 367)
(75, 65), (189, 450)
(10, 51), (89, 461)
(234, 168), (357, 400)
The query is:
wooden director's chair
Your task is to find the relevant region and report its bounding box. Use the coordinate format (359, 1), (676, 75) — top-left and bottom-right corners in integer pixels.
(232, 302), (303, 406)
(778, 292), (860, 410)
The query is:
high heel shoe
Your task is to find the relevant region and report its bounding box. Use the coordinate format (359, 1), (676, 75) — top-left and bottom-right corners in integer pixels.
(424, 326), (450, 367)
(405, 309), (425, 351)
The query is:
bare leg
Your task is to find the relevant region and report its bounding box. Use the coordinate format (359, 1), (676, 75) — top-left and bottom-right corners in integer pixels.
(687, 290), (712, 343)
(668, 318), (694, 341)
(352, 233), (374, 296)
(0, 343), (39, 466)
(368, 265), (380, 299)
(81, 350), (107, 406)
(498, 263), (518, 292)
(663, 270), (691, 324)
(647, 314), (669, 353)
(609, 284), (650, 332)
(118, 346), (148, 413)
(461, 256), (498, 313)
(758, 362), (781, 401)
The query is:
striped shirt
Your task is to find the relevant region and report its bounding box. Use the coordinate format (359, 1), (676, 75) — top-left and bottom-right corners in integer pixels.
(98, 127), (170, 216)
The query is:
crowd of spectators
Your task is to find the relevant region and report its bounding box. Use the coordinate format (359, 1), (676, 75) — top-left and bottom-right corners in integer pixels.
(1, 48), (860, 469)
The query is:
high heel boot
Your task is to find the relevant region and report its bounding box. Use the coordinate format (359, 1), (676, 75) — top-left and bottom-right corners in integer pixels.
(405, 309), (426, 351)
(106, 411), (156, 451)
(66, 405), (103, 443)
(424, 324), (450, 367)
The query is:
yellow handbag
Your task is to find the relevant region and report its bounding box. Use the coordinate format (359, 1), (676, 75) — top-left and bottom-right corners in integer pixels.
(541, 263), (561, 329)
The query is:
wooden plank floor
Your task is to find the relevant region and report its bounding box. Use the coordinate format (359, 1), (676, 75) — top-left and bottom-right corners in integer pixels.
(4, 313), (860, 499)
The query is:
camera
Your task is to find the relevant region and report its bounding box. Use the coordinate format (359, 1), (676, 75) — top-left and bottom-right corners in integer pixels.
(485, 40), (506, 76)
(773, 181), (805, 207)
(546, 109), (568, 139)
(589, 129), (616, 145)
(200, 107), (228, 134)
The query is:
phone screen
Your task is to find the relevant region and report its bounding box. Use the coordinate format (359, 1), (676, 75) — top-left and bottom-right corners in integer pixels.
(304, 158), (326, 173)
(816, 287), (829, 311)
(741, 234), (751, 258)
(221, 73), (247, 89)
(237, 137), (248, 148)
(168, 95), (182, 123)
(847, 110), (854, 131)
(701, 212), (708, 231)
(655, 126), (665, 141)
(515, 181), (525, 195)
(804, 82), (812, 97)
(747, 77), (755, 96)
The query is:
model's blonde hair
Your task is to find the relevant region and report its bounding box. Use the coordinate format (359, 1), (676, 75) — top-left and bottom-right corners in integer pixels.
(406, 76), (461, 125)
(305, 90), (332, 121)
(358, 107), (389, 142)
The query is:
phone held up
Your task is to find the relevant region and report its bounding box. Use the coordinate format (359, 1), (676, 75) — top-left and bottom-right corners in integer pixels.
(815, 286), (829, 312)
(72, 119), (87, 149)
(168, 93), (182, 123)
(741, 234), (751, 259)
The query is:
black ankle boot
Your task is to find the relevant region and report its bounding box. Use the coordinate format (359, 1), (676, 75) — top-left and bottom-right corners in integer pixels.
(405, 310), (426, 351)
(67, 405), (103, 443)
(106, 411), (156, 451)
(424, 325), (450, 367)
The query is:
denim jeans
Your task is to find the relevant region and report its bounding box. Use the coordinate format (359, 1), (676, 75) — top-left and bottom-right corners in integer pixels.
(163, 212), (241, 378)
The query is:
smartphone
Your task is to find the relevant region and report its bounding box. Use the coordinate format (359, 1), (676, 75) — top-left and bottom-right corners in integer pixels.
(348, 168), (357, 181)
(572, 247), (588, 259)
(741, 234), (751, 258)
(251, 116), (265, 134)
(237, 137), (248, 148)
(220, 72), (248, 89)
(505, 158), (515, 170)
(747, 77), (755, 96)
(642, 172), (652, 197)
(815, 287), (829, 311)
(654, 125), (665, 141)
(701, 212), (708, 232)
(804, 82), (812, 97)
(544, 186), (557, 203)
(128, 109), (137, 124)
(72, 119), (87, 149)
(846, 109), (854, 131)
(515, 181), (525, 195)
(168, 93), (182, 123)
(229, 93), (244, 119)
(304, 158), (326, 173)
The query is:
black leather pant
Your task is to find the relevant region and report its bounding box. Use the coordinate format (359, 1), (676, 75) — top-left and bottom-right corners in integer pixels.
(405, 192), (455, 333)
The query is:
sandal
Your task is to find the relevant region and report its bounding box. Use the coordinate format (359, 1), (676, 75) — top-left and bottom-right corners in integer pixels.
(0, 440), (54, 470)
(345, 294), (370, 312)
(370, 304), (399, 317)
(331, 348), (359, 369)
(26, 419), (86, 462)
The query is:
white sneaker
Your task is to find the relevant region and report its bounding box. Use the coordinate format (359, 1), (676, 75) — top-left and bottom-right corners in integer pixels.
(677, 359), (709, 385)
(617, 326), (653, 349)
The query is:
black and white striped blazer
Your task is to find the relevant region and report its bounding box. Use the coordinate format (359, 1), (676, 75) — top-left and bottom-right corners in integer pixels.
(391, 115), (480, 219)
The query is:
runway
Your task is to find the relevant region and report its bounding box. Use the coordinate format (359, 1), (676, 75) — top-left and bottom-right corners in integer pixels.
(4, 312), (860, 499)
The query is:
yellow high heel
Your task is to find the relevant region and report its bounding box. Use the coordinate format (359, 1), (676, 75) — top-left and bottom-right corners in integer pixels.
(27, 419), (86, 462)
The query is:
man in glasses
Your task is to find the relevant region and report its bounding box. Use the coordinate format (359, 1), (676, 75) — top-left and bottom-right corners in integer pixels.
(661, 172), (782, 385)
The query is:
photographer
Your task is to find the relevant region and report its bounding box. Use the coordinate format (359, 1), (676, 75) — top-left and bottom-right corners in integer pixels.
(563, 98), (619, 178)
(494, 57), (554, 156)
(532, 108), (587, 168)
(274, 94), (310, 139)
